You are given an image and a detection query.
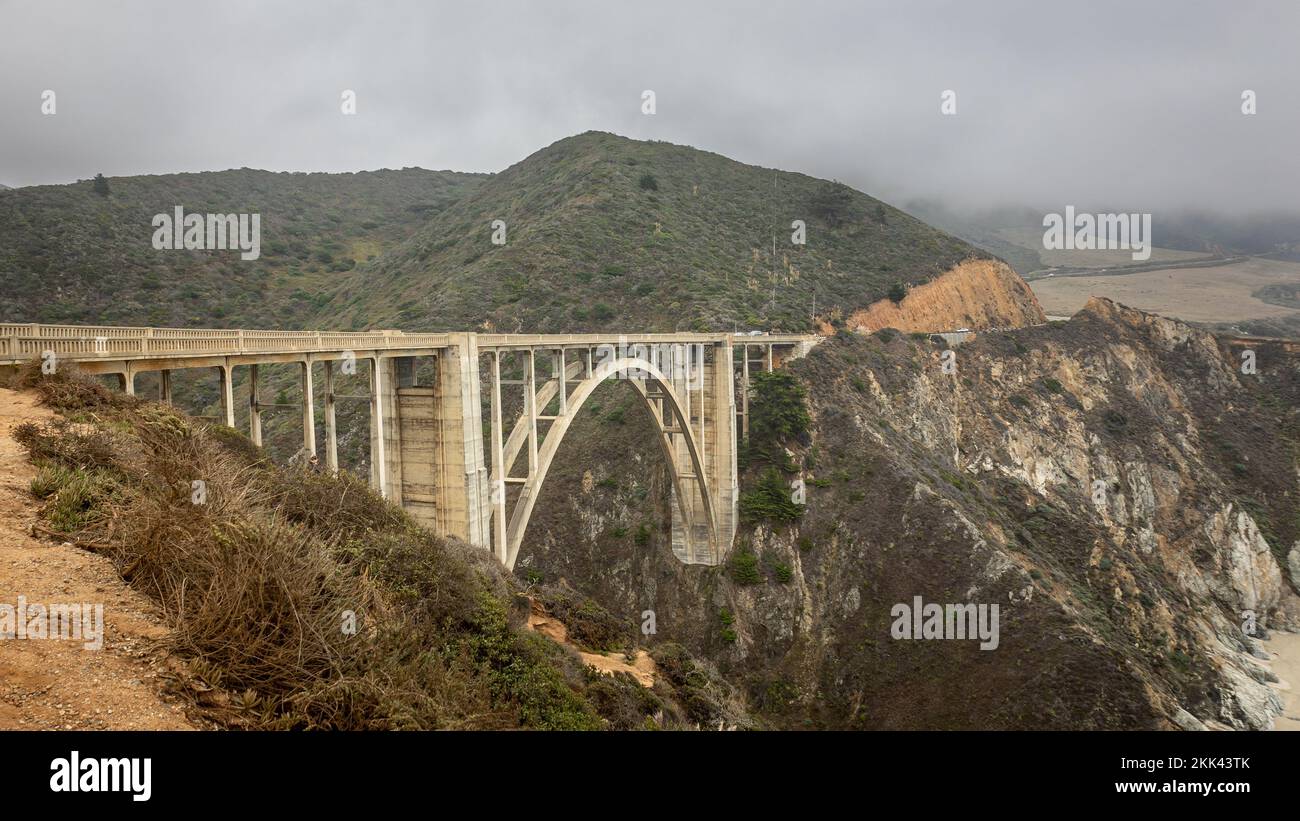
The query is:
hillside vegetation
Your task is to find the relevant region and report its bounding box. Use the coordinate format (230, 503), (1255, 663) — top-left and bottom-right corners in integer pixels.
(0, 168), (484, 327)
(2, 133), (985, 335)
(319, 131), (984, 333)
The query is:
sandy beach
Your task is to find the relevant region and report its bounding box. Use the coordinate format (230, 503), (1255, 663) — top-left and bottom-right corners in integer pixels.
(1263, 631), (1300, 730)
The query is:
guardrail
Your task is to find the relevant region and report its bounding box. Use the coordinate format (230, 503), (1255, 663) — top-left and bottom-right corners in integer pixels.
(0, 323), (456, 362)
(1, 323), (823, 365)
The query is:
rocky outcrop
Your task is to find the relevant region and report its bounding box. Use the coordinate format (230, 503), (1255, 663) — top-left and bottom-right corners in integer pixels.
(517, 298), (1300, 729)
(845, 258), (1045, 333)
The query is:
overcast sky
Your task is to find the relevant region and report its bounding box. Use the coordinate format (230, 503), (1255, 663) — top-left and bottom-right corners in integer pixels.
(2, 0), (1297, 214)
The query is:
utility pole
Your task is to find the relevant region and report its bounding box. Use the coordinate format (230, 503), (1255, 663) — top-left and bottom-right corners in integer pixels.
(769, 170), (777, 314)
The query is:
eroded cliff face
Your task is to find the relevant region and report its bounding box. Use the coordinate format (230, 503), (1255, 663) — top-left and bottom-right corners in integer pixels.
(517, 298), (1300, 730)
(844, 258), (1046, 333)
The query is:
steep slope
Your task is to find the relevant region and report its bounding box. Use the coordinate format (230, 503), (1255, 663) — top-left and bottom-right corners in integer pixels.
(516, 299), (1300, 729)
(843, 257), (1043, 333)
(322, 131), (988, 333)
(0, 389), (195, 729)
(0, 168), (484, 327)
(6, 368), (753, 730)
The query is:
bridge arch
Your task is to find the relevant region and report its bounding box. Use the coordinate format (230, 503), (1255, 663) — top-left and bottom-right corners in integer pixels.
(7, 323), (807, 569)
(500, 355), (717, 571)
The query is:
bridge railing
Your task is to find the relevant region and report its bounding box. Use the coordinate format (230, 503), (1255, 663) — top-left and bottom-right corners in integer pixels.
(2, 322), (821, 364)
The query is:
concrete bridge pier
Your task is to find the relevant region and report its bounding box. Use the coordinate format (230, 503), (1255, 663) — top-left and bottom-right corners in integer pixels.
(218, 364), (235, 428)
(248, 364), (262, 446)
(323, 361), (338, 473)
(299, 360), (315, 457)
(374, 337), (490, 546)
(369, 355), (397, 499)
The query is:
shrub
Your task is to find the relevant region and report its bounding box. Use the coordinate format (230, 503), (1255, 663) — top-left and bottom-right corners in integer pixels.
(638, 173), (658, 191)
(535, 585), (631, 654)
(30, 463), (73, 499)
(13, 419), (120, 472)
(747, 371), (810, 459)
(43, 467), (119, 533)
(809, 180), (858, 227)
(1103, 409), (1128, 434)
(729, 546), (762, 585)
(8, 361), (131, 412)
(739, 468), (805, 524)
(888, 282), (908, 304)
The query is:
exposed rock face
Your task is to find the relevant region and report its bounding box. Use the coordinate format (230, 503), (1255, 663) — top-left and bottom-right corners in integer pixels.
(845, 258), (1046, 333)
(1290, 542), (1300, 591)
(518, 297), (1300, 729)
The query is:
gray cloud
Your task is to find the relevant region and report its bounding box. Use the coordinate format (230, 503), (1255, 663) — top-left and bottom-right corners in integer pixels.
(2, 0), (1297, 215)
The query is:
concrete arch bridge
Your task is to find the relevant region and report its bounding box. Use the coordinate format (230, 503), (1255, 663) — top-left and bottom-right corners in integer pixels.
(2, 324), (819, 569)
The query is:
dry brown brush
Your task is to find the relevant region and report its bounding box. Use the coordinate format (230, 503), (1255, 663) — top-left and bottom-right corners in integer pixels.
(12, 366), (611, 729)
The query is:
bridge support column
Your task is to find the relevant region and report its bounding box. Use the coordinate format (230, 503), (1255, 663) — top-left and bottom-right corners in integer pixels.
(430, 335), (490, 547)
(369, 357), (400, 500)
(488, 351), (507, 564)
(661, 341), (739, 564)
(159, 369), (173, 405)
(740, 344), (750, 441)
(300, 360), (316, 457)
(323, 361), (338, 473)
(248, 364), (262, 446)
(712, 339), (739, 554)
(525, 349), (538, 474)
(121, 370), (135, 397)
(218, 364), (234, 428)
(668, 344), (709, 562)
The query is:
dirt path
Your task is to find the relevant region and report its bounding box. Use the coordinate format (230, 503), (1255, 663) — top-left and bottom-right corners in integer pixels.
(0, 388), (195, 730)
(1263, 631), (1300, 731)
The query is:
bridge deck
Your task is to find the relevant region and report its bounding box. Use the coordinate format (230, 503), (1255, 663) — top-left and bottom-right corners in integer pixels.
(0, 322), (819, 365)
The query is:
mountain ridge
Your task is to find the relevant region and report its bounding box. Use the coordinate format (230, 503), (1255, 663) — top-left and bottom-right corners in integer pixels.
(312, 130), (999, 333)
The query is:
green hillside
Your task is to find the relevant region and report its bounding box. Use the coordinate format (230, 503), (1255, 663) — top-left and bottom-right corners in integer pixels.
(0, 168), (485, 327)
(321, 132), (983, 333)
(1, 133), (982, 334)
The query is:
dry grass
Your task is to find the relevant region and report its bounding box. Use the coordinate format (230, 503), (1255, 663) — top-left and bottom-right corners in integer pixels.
(12, 367), (609, 730)
(6, 359), (137, 411)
